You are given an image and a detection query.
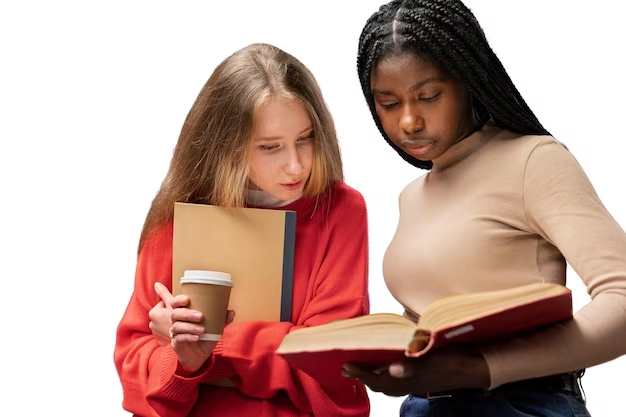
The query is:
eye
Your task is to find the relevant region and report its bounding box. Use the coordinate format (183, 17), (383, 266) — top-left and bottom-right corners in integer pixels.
(258, 144), (279, 151)
(379, 102), (398, 109)
(419, 92), (441, 102)
(297, 132), (314, 142)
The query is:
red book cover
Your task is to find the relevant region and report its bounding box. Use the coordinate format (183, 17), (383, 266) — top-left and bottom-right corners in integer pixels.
(407, 289), (573, 356)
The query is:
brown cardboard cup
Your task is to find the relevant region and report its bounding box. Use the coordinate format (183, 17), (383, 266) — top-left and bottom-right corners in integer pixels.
(180, 270), (233, 341)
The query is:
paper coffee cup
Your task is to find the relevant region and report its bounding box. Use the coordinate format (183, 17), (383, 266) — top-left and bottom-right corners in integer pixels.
(180, 270), (233, 341)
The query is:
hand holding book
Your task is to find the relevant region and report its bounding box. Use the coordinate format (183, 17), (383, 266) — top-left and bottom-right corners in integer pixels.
(341, 344), (491, 397)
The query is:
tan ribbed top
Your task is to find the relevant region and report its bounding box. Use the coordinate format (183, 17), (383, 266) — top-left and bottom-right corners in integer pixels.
(383, 121), (626, 389)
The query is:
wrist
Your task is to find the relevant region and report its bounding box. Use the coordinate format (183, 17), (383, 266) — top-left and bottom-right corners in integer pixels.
(465, 352), (490, 389)
(176, 354), (213, 378)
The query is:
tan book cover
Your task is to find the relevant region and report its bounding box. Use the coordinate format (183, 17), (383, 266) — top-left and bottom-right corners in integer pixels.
(172, 202), (296, 323)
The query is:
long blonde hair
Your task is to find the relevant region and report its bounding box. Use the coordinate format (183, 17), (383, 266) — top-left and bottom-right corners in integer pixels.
(138, 43), (343, 252)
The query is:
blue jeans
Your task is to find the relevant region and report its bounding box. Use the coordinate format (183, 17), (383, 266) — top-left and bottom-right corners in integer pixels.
(400, 373), (590, 417)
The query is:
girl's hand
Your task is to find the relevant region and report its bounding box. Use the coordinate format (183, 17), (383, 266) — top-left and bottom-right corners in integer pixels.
(148, 282), (189, 345)
(150, 282), (235, 375)
(342, 345), (490, 397)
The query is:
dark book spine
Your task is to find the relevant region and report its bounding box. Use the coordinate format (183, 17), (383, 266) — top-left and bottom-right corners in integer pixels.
(280, 212), (296, 322)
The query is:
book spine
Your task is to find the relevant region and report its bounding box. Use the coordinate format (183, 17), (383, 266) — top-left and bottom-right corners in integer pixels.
(280, 212), (296, 322)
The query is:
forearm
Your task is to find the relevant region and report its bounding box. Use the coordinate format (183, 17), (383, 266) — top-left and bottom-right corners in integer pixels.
(146, 344), (238, 416)
(221, 321), (302, 398)
(221, 302), (370, 415)
(115, 335), (163, 417)
(227, 348), (369, 417)
(481, 292), (626, 389)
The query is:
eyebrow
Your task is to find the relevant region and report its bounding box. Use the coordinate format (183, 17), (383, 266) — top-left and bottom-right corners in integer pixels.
(372, 77), (447, 96)
(256, 125), (314, 142)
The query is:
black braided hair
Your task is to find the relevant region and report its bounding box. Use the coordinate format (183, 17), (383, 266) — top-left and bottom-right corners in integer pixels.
(357, 0), (550, 169)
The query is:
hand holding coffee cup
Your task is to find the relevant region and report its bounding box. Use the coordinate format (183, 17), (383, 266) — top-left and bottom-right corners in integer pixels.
(167, 270), (235, 373)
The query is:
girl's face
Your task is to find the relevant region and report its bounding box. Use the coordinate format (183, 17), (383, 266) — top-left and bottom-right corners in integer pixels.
(370, 53), (474, 165)
(248, 97), (314, 201)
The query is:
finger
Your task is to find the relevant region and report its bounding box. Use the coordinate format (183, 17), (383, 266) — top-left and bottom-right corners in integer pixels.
(169, 294), (190, 309)
(171, 333), (201, 344)
(225, 310), (236, 325)
(154, 282), (176, 308)
(342, 363), (376, 380)
(170, 321), (205, 337)
(371, 365), (391, 375)
(171, 308), (203, 323)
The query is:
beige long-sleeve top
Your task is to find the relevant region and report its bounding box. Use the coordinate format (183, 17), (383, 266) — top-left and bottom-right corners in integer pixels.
(383, 121), (626, 389)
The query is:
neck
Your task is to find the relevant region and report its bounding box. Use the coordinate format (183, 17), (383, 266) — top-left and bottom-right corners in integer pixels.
(431, 119), (495, 172)
(246, 189), (298, 208)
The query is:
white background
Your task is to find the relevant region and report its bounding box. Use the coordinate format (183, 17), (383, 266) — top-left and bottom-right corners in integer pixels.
(1, 1), (624, 416)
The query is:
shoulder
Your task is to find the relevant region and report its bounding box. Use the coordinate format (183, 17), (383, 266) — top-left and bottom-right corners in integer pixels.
(307, 181), (369, 229)
(140, 222), (174, 257)
(518, 135), (584, 177)
(325, 181), (367, 212)
(489, 128), (555, 158)
(526, 136), (573, 160)
(488, 125), (574, 163)
(523, 136), (591, 191)
(482, 130), (578, 180)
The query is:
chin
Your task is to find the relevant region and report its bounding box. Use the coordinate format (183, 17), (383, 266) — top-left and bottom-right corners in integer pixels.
(419, 147), (445, 162)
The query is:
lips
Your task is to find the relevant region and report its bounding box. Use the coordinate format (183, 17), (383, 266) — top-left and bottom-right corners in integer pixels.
(403, 142), (433, 157)
(280, 180), (303, 190)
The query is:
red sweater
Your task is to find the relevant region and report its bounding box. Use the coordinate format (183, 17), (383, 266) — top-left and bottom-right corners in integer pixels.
(114, 181), (371, 416)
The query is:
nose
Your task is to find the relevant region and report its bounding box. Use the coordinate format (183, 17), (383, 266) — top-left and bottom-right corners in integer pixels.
(284, 146), (304, 176)
(399, 105), (423, 134)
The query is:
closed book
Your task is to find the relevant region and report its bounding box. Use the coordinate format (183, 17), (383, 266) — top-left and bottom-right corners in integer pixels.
(172, 202), (296, 323)
(276, 282), (572, 386)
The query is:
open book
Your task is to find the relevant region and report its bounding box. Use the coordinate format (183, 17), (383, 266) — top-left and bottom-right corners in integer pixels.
(277, 282), (572, 386)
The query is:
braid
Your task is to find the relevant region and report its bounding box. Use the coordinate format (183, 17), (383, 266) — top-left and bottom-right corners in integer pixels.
(357, 0), (549, 170)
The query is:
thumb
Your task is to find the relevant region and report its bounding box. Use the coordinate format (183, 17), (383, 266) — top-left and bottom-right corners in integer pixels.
(154, 282), (175, 308)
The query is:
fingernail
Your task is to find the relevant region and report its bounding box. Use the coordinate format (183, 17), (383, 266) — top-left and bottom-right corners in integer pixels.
(389, 363), (404, 377)
(192, 312), (202, 320)
(341, 371), (350, 378)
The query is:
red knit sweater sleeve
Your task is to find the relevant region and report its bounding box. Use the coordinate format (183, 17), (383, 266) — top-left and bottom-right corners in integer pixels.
(148, 187), (371, 416)
(114, 225), (237, 417)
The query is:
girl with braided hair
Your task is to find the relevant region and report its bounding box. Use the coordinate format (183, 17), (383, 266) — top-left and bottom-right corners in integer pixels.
(342, 1), (626, 416)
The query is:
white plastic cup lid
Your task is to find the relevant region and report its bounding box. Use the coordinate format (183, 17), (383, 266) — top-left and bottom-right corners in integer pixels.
(180, 270), (233, 286)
